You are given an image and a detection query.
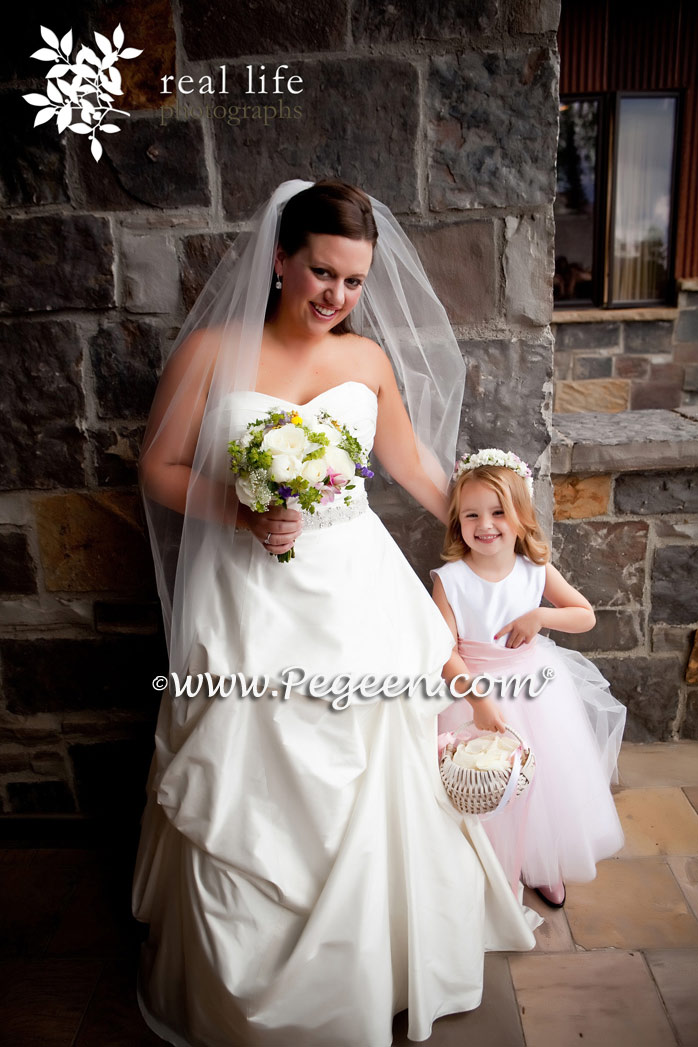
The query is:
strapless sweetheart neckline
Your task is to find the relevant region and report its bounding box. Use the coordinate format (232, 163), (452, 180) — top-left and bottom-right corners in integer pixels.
(226, 379), (377, 410)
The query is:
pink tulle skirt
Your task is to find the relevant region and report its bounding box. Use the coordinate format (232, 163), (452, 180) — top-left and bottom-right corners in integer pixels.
(438, 635), (626, 889)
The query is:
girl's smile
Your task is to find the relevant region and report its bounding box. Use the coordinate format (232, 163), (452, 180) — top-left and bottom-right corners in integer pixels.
(458, 480), (517, 564)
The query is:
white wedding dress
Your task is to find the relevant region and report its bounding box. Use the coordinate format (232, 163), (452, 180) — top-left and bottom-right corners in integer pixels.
(132, 381), (539, 1047)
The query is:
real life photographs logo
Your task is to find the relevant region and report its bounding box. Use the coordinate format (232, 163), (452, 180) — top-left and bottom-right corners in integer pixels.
(23, 24), (142, 162)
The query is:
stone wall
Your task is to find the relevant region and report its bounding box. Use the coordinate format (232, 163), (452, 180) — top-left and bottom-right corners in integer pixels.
(551, 407), (698, 741)
(553, 285), (698, 413)
(0, 1), (561, 826)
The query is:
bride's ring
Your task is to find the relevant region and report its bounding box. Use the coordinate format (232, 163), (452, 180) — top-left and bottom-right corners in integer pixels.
(264, 532), (272, 545)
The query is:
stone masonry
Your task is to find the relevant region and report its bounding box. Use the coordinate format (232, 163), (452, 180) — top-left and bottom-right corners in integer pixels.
(0, 1), (561, 823)
(553, 286), (698, 413)
(551, 407), (698, 742)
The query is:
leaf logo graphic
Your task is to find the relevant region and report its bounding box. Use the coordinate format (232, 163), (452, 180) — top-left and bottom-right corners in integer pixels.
(23, 24), (142, 162)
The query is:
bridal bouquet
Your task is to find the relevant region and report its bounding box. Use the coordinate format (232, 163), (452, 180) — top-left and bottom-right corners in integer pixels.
(228, 407), (373, 562)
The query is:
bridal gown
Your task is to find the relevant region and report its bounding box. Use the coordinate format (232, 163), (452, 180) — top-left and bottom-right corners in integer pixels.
(132, 380), (539, 1047)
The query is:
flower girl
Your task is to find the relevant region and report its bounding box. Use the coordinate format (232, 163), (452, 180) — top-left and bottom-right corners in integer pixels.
(431, 449), (626, 906)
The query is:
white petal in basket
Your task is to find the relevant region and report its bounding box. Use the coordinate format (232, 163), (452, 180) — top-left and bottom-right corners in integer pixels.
(452, 731), (520, 771)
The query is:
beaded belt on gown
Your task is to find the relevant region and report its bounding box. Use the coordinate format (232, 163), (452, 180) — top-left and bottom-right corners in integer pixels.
(236, 491), (369, 534)
(300, 491), (369, 530)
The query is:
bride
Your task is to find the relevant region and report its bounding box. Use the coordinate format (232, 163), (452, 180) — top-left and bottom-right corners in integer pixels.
(132, 179), (539, 1047)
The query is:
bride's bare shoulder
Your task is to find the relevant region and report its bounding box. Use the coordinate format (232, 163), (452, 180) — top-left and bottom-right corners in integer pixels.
(341, 333), (396, 382)
(341, 333), (389, 366)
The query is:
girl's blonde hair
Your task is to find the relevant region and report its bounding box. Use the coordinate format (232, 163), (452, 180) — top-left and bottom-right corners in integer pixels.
(442, 466), (550, 564)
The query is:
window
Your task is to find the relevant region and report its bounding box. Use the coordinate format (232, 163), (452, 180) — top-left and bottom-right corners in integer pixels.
(555, 93), (680, 307)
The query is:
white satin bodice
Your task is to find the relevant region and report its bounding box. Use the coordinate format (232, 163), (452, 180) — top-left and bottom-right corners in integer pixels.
(431, 556), (546, 646)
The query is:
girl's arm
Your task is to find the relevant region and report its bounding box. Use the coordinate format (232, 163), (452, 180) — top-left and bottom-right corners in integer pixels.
(370, 344), (450, 524)
(494, 562), (596, 648)
(432, 576), (507, 732)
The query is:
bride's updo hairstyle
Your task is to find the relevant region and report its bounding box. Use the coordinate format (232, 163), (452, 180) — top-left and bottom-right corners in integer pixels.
(266, 179), (379, 334)
(441, 467), (550, 565)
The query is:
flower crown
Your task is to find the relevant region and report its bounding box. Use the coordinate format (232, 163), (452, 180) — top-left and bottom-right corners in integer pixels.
(452, 448), (534, 496)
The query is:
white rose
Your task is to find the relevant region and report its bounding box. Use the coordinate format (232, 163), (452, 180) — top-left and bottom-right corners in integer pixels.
(323, 445), (356, 484)
(311, 422), (342, 447)
(301, 458), (328, 484)
(235, 475), (257, 507)
(269, 453), (303, 482)
(262, 424), (308, 456)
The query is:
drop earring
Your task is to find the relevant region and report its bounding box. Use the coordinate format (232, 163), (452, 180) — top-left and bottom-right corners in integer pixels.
(275, 274), (282, 290)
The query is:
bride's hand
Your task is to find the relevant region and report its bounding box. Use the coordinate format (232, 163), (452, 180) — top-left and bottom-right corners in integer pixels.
(239, 504), (303, 554)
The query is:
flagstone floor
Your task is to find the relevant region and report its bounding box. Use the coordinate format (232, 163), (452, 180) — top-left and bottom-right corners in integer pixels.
(1, 741), (697, 1047)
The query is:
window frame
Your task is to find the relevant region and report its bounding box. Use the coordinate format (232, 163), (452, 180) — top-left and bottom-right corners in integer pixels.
(555, 89), (682, 310)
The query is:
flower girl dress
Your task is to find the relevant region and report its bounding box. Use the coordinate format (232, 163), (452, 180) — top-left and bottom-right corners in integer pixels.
(432, 554), (625, 891)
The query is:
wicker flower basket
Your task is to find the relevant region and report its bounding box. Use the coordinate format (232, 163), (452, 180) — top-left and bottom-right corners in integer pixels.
(440, 722), (536, 817)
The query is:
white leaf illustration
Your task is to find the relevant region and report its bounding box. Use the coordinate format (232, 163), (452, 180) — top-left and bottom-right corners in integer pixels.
(94, 31), (113, 57)
(77, 47), (100, 67)
(56, 78), (77, 102)
(40, 26), (60, 49)
(34, 108), (56, 127)
(57, 105), (73, 133)
(31, 48), (59, 61)
(30, 22), (138, 163)
(46, 81), (63, 103)
(101, 80), (123, 96)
